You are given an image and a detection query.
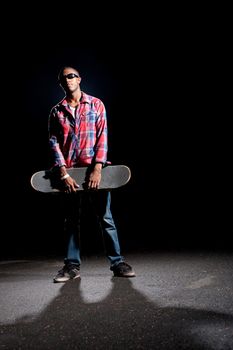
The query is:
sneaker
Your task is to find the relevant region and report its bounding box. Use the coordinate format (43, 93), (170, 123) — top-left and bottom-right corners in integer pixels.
(53, 264), (80, 283)
(111, 262), (135, 277)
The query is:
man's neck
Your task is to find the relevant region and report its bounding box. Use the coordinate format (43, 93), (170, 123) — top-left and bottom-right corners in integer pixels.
(67, 90), (82, 107)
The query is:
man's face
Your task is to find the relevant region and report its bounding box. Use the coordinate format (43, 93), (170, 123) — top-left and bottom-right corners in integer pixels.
(60, 68), (81, 93)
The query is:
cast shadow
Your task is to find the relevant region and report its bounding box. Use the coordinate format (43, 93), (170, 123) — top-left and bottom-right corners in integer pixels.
(1, 278), (233, 349)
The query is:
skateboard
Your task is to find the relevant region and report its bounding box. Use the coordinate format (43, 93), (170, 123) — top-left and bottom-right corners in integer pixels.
(30, 165), (131, 193)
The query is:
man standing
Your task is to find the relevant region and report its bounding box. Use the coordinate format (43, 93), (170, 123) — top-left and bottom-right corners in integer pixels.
(48, 66), (135, 282)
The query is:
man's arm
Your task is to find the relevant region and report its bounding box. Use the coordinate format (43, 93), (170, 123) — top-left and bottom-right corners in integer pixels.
(94, 101), (108, 164)
(48, 110), (66, 168)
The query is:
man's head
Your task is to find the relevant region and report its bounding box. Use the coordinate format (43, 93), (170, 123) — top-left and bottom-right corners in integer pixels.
(58, 66), (81, 93)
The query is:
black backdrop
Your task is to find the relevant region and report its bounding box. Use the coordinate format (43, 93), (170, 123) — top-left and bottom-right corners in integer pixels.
(0, 44), (230, 259)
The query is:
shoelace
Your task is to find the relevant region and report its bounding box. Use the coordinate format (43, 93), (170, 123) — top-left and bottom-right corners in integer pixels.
(58, 266), (68, 274)
(117, 262), (131, 271)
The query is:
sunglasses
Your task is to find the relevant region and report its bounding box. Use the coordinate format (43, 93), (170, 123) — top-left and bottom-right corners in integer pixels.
(60, 73), (79, 81)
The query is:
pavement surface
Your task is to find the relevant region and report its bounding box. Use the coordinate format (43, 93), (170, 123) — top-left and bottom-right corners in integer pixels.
(0, 251), (233, 349)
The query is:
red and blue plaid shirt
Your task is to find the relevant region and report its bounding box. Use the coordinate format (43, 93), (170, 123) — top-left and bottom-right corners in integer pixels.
(48, 92), (108, 168)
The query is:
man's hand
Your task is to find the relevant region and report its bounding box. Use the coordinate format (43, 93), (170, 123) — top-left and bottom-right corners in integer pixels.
(60, 166), (79, 193)
(88, 164), (102, 189)
(63, 176), (79, 193)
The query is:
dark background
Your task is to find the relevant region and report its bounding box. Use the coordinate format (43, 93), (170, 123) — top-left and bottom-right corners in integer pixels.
(0, 29), (230, 258)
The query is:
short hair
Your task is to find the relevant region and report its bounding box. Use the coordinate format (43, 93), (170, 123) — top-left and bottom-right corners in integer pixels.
(58, 66), (80, 81)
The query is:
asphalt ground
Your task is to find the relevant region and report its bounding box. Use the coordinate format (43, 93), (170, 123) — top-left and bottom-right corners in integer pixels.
(0, 251), (233, 349)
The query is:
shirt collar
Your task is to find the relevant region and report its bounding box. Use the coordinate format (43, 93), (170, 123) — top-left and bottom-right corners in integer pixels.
(61, 92), (90, 107)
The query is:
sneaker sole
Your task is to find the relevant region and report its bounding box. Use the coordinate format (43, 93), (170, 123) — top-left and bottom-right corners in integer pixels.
(53, 276), (70, 283)
(114, 272), (136, 277)
(70, 273), (81, 280)
(53, 274), (81, 283)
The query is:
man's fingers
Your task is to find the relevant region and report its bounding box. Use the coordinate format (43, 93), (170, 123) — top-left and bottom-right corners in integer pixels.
(74, 181), (80, 188)
(88, 180), (99, 189)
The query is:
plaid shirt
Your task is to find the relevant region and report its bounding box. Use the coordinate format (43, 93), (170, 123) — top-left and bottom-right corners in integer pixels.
(48, 92), (108, 168)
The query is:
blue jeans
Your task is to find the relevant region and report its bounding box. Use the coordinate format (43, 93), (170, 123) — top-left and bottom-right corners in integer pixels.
(63, 191), (123, 267)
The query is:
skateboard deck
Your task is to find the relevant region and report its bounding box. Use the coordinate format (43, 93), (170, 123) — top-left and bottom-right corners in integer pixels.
(30, 165), (131, 193)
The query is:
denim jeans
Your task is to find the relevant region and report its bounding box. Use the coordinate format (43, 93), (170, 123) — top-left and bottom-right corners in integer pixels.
(63, 191), (123, 267)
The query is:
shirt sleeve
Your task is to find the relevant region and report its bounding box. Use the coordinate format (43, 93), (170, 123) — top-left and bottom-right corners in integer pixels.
(94, 101), (108, 164)
(48, 109), (66, 168)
